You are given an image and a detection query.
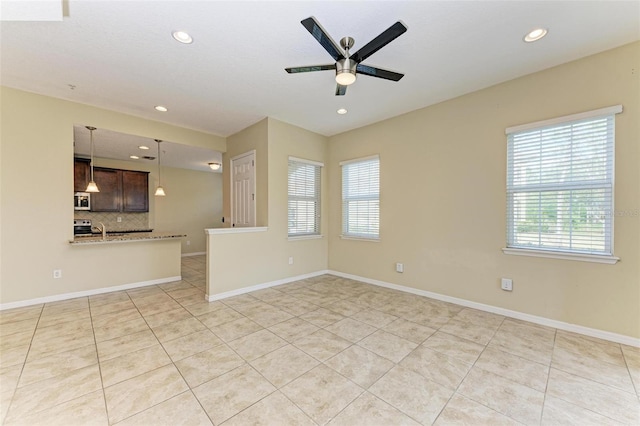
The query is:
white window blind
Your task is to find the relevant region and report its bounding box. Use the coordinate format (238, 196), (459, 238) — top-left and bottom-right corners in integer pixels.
(506, 107), (619, 255)
(288, 157), (322, 237)
(341, 155), (380, 239)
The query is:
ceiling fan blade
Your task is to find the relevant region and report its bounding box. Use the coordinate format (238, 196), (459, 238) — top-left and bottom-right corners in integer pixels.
(356, 64), (404, 81)
(285, 64), (336, 74)
(335, 84), (347, 96)
(301, 17), (345, 61)
(350, 21), (407, 63)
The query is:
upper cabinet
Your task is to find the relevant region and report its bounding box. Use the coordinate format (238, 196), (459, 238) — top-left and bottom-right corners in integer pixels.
(91, 168), (123, 212)
(122, 170), (149, 212)
(73, 158), (90, 192)
(74, 160), (149, 212)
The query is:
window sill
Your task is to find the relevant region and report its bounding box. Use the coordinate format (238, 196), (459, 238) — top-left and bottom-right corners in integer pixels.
(340, 235), (380, 242)
(288, 234), (323, 241)
(502, 247), (620, 264)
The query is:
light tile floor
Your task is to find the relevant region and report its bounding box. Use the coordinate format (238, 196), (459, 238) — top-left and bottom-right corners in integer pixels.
(1, 255), (639, 425)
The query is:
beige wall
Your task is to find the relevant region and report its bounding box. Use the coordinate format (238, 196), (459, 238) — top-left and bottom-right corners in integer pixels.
(267, 118), (329, 242)
(223, 118), (269, 227)
(328, 42), (640, 338)
(155, 166), (223, 253)
(0, 87), (225, 303)
(90, 157), (223, 253)
(3, 42), (638, 340)
(207, 118), (328, 296)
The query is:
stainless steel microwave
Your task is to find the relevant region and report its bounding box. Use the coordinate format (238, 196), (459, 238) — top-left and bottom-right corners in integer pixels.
(74, 192), (91, 210)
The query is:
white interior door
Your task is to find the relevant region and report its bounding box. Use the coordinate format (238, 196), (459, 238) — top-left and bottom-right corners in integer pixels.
(230, 151), (256, 227)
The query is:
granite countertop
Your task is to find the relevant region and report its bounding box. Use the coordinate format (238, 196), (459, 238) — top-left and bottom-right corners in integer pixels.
(70, 232), (186, 245)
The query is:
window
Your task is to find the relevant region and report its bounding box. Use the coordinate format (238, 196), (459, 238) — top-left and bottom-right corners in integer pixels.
(341, 155), (380, 239)
(506, 106), (621, 259)
(288, 157), (322, 237)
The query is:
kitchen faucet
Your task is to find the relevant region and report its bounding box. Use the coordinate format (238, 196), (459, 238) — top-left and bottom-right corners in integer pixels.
(94, 222), (106, 240)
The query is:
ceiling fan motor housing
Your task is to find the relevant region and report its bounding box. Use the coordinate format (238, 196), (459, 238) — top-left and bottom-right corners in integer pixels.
(336, 58), (357, 76)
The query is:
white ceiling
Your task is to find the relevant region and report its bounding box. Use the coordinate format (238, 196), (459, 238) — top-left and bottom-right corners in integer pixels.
(73, 125), (223, 173)
(1, 1), (639, 138)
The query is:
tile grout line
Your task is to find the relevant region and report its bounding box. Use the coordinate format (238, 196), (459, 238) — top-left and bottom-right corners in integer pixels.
(621, 347), (640, 397)
(185, 285), (312, 425)
(439, 315), (558, 425)
(214, 285), (374, 425)
(101, 284), (183, 425)
(98, 267), (210, 424)
(1, 303), (45, 424)
(88, 294), (114, 425)
(428, 315), (507, 425)
(163, 279), (234, 426)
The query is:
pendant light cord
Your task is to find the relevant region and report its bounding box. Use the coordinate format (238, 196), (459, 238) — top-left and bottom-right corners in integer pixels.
(156, 139), (162, 186)
(89, 128), (95, 182)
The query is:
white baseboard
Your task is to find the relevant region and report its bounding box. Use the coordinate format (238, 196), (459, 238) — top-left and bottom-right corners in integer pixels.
(206, 270), (330, 302)
(182, 252), (206, 257)
(328, 270), (640, 348)
(0, 276), (182, 311)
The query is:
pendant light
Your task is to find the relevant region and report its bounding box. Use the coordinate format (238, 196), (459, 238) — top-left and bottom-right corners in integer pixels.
(154, 139), (166, 196)
(85, 126), (100, 192)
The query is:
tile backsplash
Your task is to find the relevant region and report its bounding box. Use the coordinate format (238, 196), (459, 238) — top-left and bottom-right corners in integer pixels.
(74, 212), (150, 231)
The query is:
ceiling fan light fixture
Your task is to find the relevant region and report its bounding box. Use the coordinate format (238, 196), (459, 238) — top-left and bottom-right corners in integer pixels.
(335, 58), (357, 86)
(524, 28), (548, 42)
(336, 71), (356, 86)
(208, 162), (221, 171)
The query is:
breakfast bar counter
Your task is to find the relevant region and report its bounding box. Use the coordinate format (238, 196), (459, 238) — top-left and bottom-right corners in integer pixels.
(70, 232), (186, 245)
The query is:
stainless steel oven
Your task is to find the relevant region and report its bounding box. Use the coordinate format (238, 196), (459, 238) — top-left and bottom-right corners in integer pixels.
(74, 192), (91, 210)
(73, 219), (93, 235)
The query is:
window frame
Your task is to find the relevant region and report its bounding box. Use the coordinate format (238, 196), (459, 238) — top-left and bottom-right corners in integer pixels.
(503, 105), (622, 264)
(340, 154), (380, 241)
(287, 156), (323, 239)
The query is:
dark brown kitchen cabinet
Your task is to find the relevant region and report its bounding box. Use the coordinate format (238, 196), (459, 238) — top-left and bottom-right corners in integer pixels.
(73, 158), (90, 192)
(122, 170), (149, 212)
(89, 167), (149, 212)
(91, 168), (122, 212)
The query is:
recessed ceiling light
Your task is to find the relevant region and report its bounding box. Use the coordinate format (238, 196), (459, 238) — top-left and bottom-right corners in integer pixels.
(154, 105), (168, 112)
(337, 108), (348, 115)
(139, 145), (150, 150)
(524, 28), (548, 43)
(130, 155), (140, 159)
(172, 31), (193, 44)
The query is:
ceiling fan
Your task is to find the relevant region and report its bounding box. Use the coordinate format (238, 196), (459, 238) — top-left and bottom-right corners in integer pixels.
(285, 17), (407, 96)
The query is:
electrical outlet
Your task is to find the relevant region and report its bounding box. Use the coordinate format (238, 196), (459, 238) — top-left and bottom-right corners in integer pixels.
(117, 216), (122, 223)
(53, 269), (62, 279)
(501, 278), (513, 291)
(186, 240), (191, 246)
(396, 263), (404, 273)
(288, 257), (294, 265)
